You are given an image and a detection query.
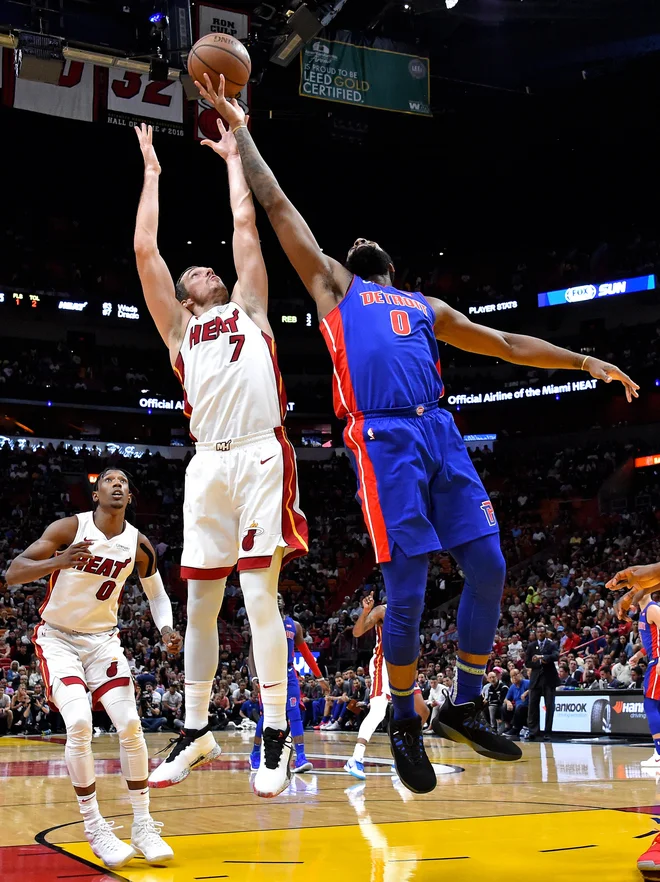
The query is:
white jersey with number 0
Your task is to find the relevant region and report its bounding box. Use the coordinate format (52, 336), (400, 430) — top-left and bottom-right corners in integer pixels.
(174, 301), (286, 443)
(40, 511), (139, 634)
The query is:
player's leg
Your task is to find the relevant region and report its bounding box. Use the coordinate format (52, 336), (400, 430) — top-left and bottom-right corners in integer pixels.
(100, 683), (173, 863)
(151, 452), (230, 786)
(426, 412), (520, 761)
(431, 533), (520, 760)
(288, 671), (312, 773)
(414, 687), (430, 726)
(380, 543), (436, 793)
(637, 687), (660, 869)
(345, 693), (389, 781)
(250, 710), (264, 771)
(149, 576), (225, 786)
(240, 549), (291, 796)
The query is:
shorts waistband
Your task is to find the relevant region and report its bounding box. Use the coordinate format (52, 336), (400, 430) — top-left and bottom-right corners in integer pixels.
(195, 427), (277, 452)
(348, 400), (440, 421)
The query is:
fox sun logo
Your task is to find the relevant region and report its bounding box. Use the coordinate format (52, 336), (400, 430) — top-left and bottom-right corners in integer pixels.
(241, 521), (264, 552)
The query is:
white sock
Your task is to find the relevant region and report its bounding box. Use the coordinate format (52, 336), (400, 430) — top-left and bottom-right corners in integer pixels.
(128, 786), (151, 823)
(77, 791), (103, 832)
(240, 552), (287, 731)
(261, 679), (287, 730)
(185, 681), (213, 730)
(353, 742), (366, 763)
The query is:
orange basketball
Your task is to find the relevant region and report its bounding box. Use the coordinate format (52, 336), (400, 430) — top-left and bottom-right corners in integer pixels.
(188, 33), (251, 99)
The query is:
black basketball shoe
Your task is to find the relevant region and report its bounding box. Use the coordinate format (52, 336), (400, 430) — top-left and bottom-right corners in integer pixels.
(388, 714), (436, 794)
(432, 695), (522, 761)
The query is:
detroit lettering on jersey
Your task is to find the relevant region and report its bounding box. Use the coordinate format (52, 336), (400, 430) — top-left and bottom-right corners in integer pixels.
(320, 275), (444, 418)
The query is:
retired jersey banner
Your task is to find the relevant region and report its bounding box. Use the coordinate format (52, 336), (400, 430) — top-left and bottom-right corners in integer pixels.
(195, 4), (250, 141)
(300, 39), (431, 117)
(106, 69), (184, 136)
(2, 51), (95, 122)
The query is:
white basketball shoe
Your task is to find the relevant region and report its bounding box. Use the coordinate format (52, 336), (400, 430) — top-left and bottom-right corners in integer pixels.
(641, 751), (660, 768)
(148, 724), (221, 788)
(252, 725), (292, 798)
(131, 818), (174, 862)
(86, 819), (136, 869)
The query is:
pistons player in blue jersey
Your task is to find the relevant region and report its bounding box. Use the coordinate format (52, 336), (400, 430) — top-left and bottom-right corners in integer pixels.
(609, 561), (660, 872)
(249, 595), (329, 775)
(202, 77), (640, 793)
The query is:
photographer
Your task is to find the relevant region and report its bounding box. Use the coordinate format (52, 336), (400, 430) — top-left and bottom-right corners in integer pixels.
(138, 683), (166, 732)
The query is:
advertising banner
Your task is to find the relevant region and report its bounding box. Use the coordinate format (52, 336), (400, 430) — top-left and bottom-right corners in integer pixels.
(538, 274), (656, 308)
(541, 690), (649, 736)
(301, 38), (431, 116)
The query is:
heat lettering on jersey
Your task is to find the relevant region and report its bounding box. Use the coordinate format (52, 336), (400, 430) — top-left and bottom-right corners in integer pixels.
(73, 556), (131, 579)
(189, 308), (240, 347)
(359, 290), (429, 315)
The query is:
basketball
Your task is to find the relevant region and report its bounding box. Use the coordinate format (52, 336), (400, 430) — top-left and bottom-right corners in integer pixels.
(187, 33), (251, 99)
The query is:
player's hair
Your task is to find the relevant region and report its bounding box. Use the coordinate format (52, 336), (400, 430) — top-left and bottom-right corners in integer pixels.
(345, 243), (394, 283)
(93, 467), (132, 494)
(175, 267), (198, 302)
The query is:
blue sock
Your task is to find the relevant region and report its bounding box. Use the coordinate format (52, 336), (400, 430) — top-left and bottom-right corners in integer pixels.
(390, 685), (415, 721)
(254, 714), (263, 741)
(295, 742), (306, 760)
(449, 534), (505, 705)
(380, 544), (429, 721)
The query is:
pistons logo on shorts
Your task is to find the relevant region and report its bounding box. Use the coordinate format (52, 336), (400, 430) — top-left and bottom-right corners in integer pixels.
(242, 521), (264, 552)
(106, 660), (119, 678)
(289, 696), (297, 708)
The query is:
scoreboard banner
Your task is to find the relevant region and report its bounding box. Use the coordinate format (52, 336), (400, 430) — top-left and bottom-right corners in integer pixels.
(538, 273), (656, 308)
(105, 69), (184, 136)
(300, 39), (431, 116)
(195, 4), (250, 141)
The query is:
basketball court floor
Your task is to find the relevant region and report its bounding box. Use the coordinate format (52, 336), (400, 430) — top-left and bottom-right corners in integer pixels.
(1, 729), (659, 882)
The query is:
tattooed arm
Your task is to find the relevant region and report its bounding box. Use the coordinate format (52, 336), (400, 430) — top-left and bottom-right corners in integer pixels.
(195, 75), (351, 320)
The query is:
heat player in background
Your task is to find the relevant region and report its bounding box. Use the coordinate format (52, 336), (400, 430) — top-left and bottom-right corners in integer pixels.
(345, 591), (429, 782)
(134, 120), (308, 799)
(204, 76), (640, 795)
(249, 595), (329, 774)
(6, 469), (181, 870)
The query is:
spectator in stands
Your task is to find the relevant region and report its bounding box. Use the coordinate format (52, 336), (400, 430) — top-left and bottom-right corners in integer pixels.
(482, 670), (508, 731)
(10, 683), (31, 733)
(161, 683), (183, 730)
(612, 653), (632, 686)
(0, 685), (13, 733)
(503, 668), (530, 738)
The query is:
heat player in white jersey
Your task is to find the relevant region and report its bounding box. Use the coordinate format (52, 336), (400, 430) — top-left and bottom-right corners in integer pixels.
(134, 115), (308, 798)
(344, 593), (429, 781)
(5, 468), (182, 870)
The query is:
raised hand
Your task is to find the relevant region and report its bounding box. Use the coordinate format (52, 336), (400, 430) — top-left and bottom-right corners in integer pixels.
(195, 73), (246, 131)
(201, 116), (242, 162)
(134, 123), (161, 175)
(362, 591), (375, 612)
(606, 563), (660, 593)
(584, 357), (639, 403)
(58, 540), (94, 570)
(162, 626), (183, 656)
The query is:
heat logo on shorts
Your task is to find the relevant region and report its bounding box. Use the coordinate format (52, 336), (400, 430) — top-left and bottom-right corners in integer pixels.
(242, 521), (264, 551)
(106, 660), (119, 678)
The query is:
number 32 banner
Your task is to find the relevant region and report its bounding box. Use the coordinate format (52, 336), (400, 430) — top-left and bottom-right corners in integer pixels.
(105, 69), (184, 136)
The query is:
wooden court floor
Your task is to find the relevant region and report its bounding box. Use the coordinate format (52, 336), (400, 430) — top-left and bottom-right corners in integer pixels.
(1, 729), (660, 882)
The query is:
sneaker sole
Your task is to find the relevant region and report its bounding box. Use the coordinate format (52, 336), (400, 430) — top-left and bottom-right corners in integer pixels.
(390, 759), (437, 795)
(293, 763), (313, 773)
(637, 860), (660, 869)
(252, 768), (292, 798)
(345, 766), (366, 781)
(148, 744), (222, 789)
(433, 720), (522, 762)
(95, 846), (137, 869)
(131, 846), (174, 864)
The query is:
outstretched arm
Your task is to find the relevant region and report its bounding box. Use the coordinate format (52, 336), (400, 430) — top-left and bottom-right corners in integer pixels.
(195, 76), (352, 320)
(352, 592), (386, 638)
(427, 296), (639, 403)
(201, 108), (270, 329)
(134, 124), (190, 355)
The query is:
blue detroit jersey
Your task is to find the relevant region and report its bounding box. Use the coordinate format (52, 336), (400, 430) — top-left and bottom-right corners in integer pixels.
(640, 602), (660, 664)
(284, 615), (296, 667)
(320, 275), (444, 417)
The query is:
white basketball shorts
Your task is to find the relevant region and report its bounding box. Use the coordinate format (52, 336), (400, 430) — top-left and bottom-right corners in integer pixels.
(33, 622), (132, 708)
(369, 650), (391, 701)
(180, 426), (308, 580)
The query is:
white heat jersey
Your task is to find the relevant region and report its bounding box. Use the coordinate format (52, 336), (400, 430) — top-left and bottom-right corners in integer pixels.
(40, 511), (139, 634)
(174, 301), (286, 443)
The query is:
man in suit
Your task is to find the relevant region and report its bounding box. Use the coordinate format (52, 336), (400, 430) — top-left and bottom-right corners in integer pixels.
(525, 624), (559, 740)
